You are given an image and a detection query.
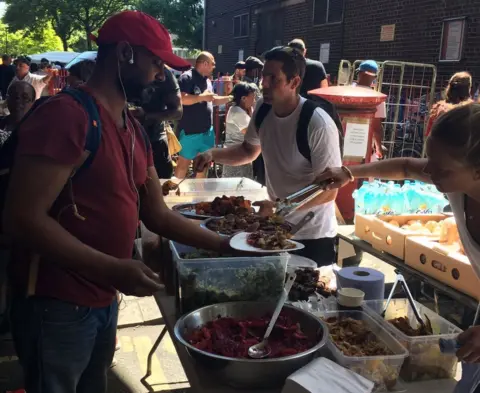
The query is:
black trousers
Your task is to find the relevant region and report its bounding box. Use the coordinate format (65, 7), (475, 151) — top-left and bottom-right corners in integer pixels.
(291, 237), (336, 267)
(151, 138), (173, 179)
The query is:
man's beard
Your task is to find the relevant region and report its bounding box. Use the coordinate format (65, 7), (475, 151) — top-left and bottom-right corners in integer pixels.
(119, 76), (146, 103)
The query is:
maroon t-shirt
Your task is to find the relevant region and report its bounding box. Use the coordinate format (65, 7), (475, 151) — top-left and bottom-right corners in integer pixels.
(10, 87), (153, 307)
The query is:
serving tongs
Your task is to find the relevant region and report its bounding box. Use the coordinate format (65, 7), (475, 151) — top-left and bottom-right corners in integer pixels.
(382, 270), (429, 331)
(276, 180), (330, 217)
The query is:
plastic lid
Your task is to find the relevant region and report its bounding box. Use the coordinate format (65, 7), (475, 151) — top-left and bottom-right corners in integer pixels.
(287, 255), (317, 268)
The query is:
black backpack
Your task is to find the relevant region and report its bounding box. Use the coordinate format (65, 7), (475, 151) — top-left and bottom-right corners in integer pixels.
(254, 95), (344, 161)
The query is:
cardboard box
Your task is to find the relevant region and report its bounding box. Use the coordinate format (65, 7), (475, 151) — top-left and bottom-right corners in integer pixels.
(405, 236), (479, 300)
(355, 214), (446, 260)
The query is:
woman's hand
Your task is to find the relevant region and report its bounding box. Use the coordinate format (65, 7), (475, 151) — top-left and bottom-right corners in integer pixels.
(457, 326), (480, 363)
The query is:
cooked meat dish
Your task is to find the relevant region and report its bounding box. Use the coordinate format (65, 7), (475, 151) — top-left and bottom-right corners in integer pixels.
(162, 180), (180, 196)
(325, 317), (393, 357)
(247, 230), (296, 250)
(206, 213), (292, 236)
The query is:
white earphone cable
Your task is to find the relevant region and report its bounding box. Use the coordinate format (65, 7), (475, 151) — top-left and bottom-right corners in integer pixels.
(117, 47), (141, 242)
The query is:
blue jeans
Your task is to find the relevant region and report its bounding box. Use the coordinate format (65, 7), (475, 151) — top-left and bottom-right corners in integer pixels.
(10, 296), (118, 393)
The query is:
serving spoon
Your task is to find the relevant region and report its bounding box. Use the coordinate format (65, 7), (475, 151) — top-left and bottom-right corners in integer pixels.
(248, 272), (297, 359)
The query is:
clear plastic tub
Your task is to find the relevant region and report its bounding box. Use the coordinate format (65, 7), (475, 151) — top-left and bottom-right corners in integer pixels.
(161, 178), (268, 204)
(171, 241), (289, 314)
(363, 298), (462, 382)
(320, 310), (408, 392)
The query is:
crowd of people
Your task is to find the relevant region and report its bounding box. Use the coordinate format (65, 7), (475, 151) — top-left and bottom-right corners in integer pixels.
(0, 8), (480, 393)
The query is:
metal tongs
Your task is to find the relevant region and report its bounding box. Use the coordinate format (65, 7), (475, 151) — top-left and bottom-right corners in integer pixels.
(275, 180), (330, 217)
(382, 270), (428, 330)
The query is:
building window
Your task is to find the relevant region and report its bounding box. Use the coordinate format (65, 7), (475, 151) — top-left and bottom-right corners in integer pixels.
(233, 14), (249, 38)
(313, 0), (344, 25)
(439, 18), (466, 62)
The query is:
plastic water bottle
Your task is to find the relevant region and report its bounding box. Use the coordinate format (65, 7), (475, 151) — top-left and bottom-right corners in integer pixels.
(391, 184), (403, 214)
(364, 182), (379, 214)
(401, 181), (412, 213)
(353, 181), (370, 214)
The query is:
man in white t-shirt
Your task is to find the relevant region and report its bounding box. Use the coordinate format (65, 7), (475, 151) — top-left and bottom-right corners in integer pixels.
(353, 60), (386, 158)
(194, 46), (342, 266)
(11, 56), (52, 100)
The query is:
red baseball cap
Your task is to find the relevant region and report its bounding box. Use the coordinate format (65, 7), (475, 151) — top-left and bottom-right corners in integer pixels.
(91, 11), (191, 71)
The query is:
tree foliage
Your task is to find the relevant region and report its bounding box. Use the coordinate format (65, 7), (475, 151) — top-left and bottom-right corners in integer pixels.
(137, 0), (203, 50)
(4, 0), (132, 51)
(0, 21), (62, 55)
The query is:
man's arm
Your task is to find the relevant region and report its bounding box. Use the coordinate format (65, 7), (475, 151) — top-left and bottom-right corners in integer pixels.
(4, 156), (121, 284)
(139, 166), (229, 252)
(41, 72), (53, 84)
(320, 79), (329, 88)
(181, 91), (214, 105)
(316, 158), (431, 190)
(193, 141), (261, 172)
(213, 95), (232, 106)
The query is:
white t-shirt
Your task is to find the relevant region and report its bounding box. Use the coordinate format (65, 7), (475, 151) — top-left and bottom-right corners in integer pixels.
(352, 82), (386, 119)
(11, 72), (47, 100)
(225, 105), (250, 146)
(447, 193), (480, 280)
(245, 97), (342, 240)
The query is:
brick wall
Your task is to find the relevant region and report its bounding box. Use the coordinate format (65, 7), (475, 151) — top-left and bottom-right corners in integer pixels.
(205, 0), (480, 88)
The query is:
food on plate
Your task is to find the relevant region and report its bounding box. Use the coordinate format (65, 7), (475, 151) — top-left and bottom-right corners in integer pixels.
(325, 317), (393, 357)
(206, 213), (292, 236)
(247, 230), (296, 250)
(289, 268), (336, 301)
(191, 196), (253, 216)
(162, 180), (180, 196)
(388, 315), (433, 336)
(185, 314), (316, 358)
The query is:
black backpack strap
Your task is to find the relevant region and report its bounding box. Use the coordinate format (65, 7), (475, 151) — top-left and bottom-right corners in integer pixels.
(306, 94), (344, 157)
(296, 100), (318, 162)
(60, 88), (102, 175)
(254, 103), (272, 132)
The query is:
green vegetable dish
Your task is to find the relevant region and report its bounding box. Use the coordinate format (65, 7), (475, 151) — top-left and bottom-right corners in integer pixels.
(177, 252), (286, 313)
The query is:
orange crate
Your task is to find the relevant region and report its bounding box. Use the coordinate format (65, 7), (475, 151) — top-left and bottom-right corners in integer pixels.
(355, 214), (447, 260)
(405, 236), (479, 300)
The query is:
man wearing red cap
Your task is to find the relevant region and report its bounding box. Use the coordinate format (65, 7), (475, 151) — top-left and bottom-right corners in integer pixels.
(4, 11), (229, 393)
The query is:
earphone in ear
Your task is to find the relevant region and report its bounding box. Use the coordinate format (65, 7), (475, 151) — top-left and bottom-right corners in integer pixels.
(126, 43), (134, 64)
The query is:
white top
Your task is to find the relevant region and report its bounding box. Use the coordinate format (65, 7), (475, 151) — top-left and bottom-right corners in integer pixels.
(11, 72), (47, 100)
(225, 105), (250, 146)
(352, 82), (386, 119)
(447, 193), (480, 279)
(245, 97), (342, 239)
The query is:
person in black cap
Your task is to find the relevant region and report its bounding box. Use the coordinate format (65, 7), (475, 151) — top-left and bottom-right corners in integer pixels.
(233, 61), (246, 83)
(244, 56), (264, 86)
(288, 38), (328, 96)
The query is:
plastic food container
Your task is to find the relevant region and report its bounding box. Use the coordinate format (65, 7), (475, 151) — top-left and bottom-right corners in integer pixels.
(171, 242), (289, 314)
(363, 298), (462, 382)
(320, 310), (408, 392)
(161, 178), (269, 205)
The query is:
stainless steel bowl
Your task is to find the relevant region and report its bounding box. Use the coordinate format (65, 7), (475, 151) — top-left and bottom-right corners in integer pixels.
(174, 301), (328, 388)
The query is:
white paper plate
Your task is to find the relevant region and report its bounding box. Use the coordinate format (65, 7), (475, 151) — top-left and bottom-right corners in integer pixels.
(229, 232), (305, 253)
